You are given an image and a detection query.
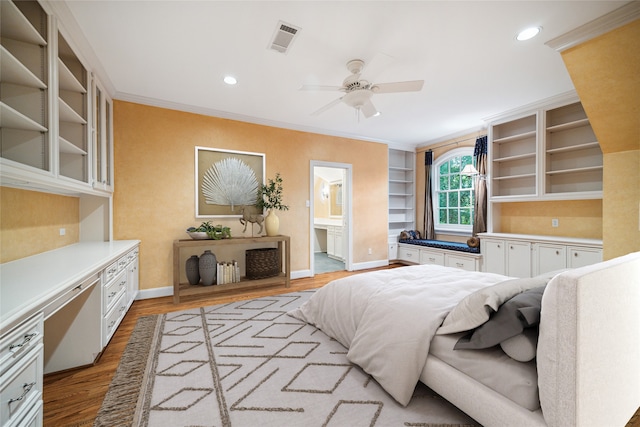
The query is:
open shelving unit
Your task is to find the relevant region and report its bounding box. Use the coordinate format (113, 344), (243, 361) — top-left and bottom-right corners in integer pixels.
(388, 148), (416, 238)
(57, 32), (88, 183)
(490, 114), (538, 198)
(544, 102), (602, 195)
(0, 0), (50, 172)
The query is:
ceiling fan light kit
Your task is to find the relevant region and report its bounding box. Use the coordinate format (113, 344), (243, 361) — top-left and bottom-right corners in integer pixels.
(302, 58), (424, 120)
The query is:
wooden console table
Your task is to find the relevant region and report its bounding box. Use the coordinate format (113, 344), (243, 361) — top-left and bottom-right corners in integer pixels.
(172, 235), (290, 303)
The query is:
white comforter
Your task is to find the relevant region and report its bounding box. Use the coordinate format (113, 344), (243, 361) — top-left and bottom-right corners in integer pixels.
(288, 264), (510, 406)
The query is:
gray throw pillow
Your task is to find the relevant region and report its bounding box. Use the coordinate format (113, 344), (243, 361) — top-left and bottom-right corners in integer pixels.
(500, 328), (539, 362)
(454, 286), (546, 350)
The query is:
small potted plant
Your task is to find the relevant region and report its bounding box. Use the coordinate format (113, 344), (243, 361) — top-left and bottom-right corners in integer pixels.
(257, 172), (289, 236)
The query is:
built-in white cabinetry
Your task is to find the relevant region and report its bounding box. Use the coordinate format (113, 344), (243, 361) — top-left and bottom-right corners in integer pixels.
(481, 238), (531, 278)
(0, 313), (43, 427)
(57, 32), (89, 184)
(92, 79), (113, 192)
(1, 241), (139, 426)
(480, 233), (602, 278)
(490, 114), (537, 198)
(487, 93), (602, 205)
(388, 148), (416, 238)
(398, 243), (482, 272)
(327, 225), (343, 261)
(1, 0), (50, 174)
(1, 0), (114, 198)
(102, 248), (139, 346)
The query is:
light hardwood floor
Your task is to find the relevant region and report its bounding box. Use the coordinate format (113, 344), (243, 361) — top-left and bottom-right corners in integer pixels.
(43, 266), (398, 426)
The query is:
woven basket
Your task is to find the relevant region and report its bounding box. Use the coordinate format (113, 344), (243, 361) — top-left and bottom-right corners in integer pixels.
(245, 248), (280, 279)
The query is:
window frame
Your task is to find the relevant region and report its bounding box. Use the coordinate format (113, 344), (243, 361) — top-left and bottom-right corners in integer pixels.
(432, 147), (475, 234)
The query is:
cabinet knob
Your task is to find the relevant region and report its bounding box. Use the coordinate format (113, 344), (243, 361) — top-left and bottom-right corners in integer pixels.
(574, 252), (579, 257)
(556, 250), (560, 255)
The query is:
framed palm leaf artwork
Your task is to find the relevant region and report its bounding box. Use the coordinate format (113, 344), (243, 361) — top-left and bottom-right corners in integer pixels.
(195, 147), (265, 218)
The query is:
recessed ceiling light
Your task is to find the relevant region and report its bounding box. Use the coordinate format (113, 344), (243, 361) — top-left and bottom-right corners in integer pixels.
(516, 26), (541, 41)
(223, 76), (237, 85)
(373, 112), (381, 117)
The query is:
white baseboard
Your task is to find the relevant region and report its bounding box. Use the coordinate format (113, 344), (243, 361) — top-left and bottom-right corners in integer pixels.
(351, 259), (390, 271)
(136, 286), (173, 300)
(292, 269), (312, 279)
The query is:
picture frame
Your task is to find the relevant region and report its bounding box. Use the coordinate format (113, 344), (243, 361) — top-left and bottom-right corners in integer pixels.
(195, 147), (265, 218)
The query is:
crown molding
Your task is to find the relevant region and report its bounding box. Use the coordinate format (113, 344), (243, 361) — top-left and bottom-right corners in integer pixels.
(546, 1), (640, 52)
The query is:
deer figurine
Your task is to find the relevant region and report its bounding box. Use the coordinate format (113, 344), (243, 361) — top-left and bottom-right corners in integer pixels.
(239, 207), (264, 235)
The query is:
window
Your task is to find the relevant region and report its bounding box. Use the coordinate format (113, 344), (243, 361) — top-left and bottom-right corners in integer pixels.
(433, 148), (474, 232)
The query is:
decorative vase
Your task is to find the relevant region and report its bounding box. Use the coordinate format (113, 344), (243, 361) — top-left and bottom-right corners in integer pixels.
(185, 255), (200, 285)
(199, 250), (217, 286)
(265, 209), (279, 236)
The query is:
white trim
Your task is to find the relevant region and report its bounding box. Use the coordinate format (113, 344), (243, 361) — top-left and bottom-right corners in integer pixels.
(352, 259), (390, 271)
(433, 147), (475, 233)
(310, 161), (354, 275)
(545, 2), (640, 52)
(136, 286), (173, 300)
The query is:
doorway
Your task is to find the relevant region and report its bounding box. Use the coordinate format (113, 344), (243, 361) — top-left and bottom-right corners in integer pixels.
(310, 161), (352, 275)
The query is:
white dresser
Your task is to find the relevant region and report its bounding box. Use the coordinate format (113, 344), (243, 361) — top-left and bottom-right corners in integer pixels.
(0, 240), (139, 426)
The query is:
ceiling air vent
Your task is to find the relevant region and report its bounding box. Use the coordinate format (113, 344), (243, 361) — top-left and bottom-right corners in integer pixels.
(269, 21), (301, 54)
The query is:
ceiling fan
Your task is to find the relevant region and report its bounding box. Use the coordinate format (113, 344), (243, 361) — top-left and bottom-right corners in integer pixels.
(300, 59), (424, 119)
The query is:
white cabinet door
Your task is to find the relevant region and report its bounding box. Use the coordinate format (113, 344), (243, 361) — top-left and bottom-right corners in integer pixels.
(333, 227), (343, 260)
(506, 241), (531, 278)
(534, 243), (567, 276)
(482, 239), (506, 275)
(326, 226), (335, 257)
(568, 247), (602, 268)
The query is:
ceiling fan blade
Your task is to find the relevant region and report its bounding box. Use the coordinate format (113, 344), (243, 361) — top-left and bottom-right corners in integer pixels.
(361, 99), (378, 118)
(371, 80), (424, 93)
(311, 96), (343, 116)
(299, 84), (344, 91)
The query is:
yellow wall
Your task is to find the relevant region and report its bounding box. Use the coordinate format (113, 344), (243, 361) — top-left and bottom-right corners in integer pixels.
(113, 101), (388, 291)
(0, 187), (79, 263)
(497, 200), (602, 238)
(560, 20), (640, 259)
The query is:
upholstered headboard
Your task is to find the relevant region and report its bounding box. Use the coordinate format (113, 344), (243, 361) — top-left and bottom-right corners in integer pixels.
(537, 251), (640, 427)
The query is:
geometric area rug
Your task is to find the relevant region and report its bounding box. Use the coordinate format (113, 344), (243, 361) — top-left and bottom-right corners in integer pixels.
(95, 291), (480, 427)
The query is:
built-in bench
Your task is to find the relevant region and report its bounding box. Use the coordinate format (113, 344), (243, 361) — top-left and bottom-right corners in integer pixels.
(397, 239), (482, 271)
(399, 239), (480, 254)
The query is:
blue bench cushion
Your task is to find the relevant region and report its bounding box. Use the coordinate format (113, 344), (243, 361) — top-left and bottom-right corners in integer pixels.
(399, 239), (480, 254)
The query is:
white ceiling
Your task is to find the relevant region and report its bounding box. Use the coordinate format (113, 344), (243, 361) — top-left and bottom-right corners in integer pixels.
(61, 1), (628, 148)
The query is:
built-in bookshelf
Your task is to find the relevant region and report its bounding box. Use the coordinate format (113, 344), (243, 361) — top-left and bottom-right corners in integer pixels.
(388, 148), (416, 239)
(0, 0), (50, 171)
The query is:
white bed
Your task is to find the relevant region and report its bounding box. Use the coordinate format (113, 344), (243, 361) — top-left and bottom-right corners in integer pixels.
(289, 253), (640, 426)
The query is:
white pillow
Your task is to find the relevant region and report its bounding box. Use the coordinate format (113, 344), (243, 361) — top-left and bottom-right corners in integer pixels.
(436, 270), (565, 335)
(500, 328), (538, 362)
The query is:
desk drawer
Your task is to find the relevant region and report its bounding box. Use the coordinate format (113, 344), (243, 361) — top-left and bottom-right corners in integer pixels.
(0, 345), (43, 427)
(104, 261), (119, 283)
(0, 314), (43, 375)
(103, 270), (127, 313)
(43, 274), (100, 320)
(103, 293), (128, 346)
